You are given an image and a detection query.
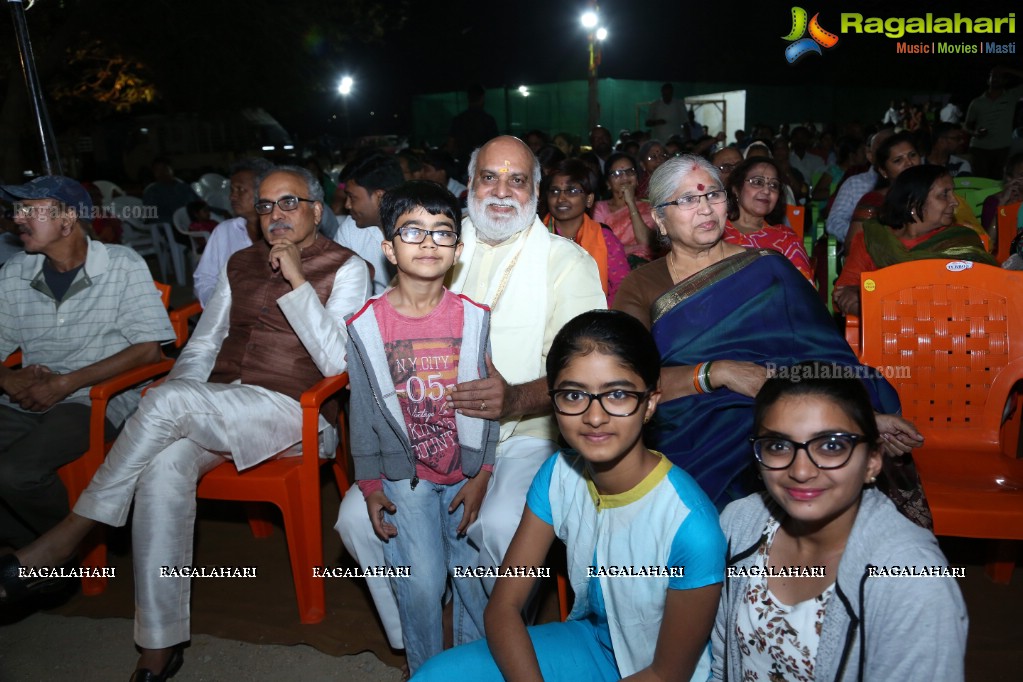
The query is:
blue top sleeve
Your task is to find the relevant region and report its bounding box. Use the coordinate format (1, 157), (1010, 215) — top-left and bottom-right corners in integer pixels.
(665, 467), (727, 590)
(525, 452), (560, 525)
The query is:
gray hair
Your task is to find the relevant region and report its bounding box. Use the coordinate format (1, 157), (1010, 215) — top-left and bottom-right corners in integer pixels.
(229, 157), (274, 187)
(638, 139), (666, 161)
(466, 138), (542, 197)
(255, 164), (325, 203)
(647, 154), (722, 219)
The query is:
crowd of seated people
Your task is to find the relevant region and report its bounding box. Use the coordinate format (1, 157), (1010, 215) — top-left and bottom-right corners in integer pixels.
(4, 95), (1021, 680)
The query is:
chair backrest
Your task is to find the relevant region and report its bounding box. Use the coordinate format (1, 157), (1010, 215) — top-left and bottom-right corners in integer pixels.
(785, 205), (804, 242)
(953, 176), (1002, 223)
(108, 195), (146, 228)
(858, 260), (1023, 452)
(92, 180), (124, 208)
(172, 206), (191, 232)
(996, 201), (1021, 264)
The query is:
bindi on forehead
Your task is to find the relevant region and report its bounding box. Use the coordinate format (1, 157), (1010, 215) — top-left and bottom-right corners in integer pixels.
(498, 160), (511, 173)
(696, 183), (705, 191)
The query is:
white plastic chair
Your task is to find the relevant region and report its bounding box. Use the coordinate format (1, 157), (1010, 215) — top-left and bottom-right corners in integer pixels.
(193, 173), (229, 202)
(151, 222), (188, 285)
(172, 206), (209, 269)
(108, 196), (168, 281)
(92, 180), (124, 208)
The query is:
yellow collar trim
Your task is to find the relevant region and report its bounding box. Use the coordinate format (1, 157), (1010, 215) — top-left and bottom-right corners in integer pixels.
(585, 451), (671, 510)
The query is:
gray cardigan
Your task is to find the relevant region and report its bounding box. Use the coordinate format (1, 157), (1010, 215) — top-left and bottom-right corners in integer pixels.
(712, 489), (968, 682)
(346, 292), (497, 488)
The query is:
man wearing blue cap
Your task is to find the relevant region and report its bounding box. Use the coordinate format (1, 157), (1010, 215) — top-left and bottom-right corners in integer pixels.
(0, 175), (174, 550)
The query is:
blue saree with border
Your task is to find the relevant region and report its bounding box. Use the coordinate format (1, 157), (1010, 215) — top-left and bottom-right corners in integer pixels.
(648, 249), (900, 508)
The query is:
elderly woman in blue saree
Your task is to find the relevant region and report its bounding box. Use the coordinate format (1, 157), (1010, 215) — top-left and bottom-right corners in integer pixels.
(613, 154), (931, 526)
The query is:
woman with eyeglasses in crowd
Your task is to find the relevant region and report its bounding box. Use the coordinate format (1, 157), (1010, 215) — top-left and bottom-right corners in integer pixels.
(712, 364), (967, 682)
(723, 157), (813, 280)
(592, 152), (656, 266)
(613, 156), (928, 523)
(542, 159), (630, 305)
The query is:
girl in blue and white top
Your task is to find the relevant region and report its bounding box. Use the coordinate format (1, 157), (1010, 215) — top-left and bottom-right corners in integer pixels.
(415, 310), (725, 681)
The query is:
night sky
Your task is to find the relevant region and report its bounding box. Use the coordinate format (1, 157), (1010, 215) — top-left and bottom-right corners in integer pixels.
(326, 0), (1019, 138)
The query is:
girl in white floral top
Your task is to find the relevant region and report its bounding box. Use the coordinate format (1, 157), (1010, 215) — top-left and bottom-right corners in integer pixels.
(712, 363), (968, 681)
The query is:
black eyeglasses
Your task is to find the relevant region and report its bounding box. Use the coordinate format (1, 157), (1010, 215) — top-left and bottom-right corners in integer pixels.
(750, 433), (868, 470)
(549, 389), (650, 417)
(547, 187), (585, 197)
(645, 151), (669, 162)
(746, 176), (782, 193)
(655, 190), (728, 211)
(394, 225), (459, 247)
(254, 195), (316, 215)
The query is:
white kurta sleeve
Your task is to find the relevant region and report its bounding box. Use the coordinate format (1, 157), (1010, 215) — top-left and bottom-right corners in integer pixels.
(277, 256), (372, 377)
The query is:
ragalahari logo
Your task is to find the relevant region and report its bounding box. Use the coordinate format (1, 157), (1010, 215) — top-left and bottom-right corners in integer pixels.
(782, 7), (839, 63)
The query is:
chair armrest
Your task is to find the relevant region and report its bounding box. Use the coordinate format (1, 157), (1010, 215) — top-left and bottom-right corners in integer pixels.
(299, 373), (350, 466)
(3, 350), (22, 368)
(300, 372), (350, 409)
(844, 315), (861, 359)
(168, 300), (203, 348)
(89, 358), (176, 401)
(86, 357), (175, 455)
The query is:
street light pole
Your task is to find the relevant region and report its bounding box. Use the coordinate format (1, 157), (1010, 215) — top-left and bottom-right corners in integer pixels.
(338, 76), (353, 143)
(7, 0), (62, 174)
(581, 4), (604, 131)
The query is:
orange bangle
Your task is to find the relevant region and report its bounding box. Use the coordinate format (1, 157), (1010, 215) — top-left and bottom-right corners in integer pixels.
(692, 363), (705, 394)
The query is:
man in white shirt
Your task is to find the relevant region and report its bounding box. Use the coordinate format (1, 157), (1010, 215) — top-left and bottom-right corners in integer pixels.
(192, 158), (273, 306)
(338, 152), (404, 294)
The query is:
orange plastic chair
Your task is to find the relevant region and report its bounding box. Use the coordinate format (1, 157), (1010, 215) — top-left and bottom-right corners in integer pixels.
(856, 260), (1023, 582)
(996, 201), (1021, 265)
(785, 205), (805, 242)
(195, 374), (351, 624)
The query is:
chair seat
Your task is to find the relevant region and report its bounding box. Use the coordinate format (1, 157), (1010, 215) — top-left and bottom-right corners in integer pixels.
(915, 448), (1023, 540)
(197, 456), (322, 497)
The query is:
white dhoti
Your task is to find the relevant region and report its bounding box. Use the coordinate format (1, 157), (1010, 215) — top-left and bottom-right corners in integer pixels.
(74, 378), (334, 649)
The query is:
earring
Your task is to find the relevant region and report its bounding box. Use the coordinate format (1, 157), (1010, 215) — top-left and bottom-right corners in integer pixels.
(867, 475), (877, 484)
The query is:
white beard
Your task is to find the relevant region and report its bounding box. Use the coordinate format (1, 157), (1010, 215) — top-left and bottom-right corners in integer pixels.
(468, 193), (537, 243)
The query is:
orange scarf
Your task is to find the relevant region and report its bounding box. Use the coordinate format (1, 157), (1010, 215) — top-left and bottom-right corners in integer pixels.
(544, 213), (609, 295)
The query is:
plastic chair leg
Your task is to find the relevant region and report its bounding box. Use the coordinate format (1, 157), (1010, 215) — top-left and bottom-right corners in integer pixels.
(280, 483), (326, 624)
(245, 503), (275, 539)
(556, 571), (570, 621)
(78, 528), (108, 595)
(985, 540), (1019, 584)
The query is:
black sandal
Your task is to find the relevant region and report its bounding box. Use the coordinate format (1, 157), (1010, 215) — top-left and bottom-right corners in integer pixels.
(0, 553), (78, 605)
(129, 647), (184, 682)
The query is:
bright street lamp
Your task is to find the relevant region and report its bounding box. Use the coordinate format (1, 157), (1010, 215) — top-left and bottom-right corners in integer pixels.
(338, 76), (354, 96)
(580, 10), (598, 29)
(595, 27), (607, 41)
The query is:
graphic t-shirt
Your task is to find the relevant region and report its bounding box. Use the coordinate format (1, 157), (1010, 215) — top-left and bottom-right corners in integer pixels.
(374, 290), (463, 486)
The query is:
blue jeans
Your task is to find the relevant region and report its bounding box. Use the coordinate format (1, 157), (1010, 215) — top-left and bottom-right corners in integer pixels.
(382, 478), (488, 673)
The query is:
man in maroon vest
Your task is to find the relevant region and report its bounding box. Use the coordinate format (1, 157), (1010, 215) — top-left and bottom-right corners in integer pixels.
(0, 166), (372, 680)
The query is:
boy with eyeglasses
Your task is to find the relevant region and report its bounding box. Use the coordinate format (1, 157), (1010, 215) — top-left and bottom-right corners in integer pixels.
(343, 180), (497, 674)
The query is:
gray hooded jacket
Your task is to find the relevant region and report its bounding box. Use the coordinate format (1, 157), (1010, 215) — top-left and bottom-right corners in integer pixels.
(712, 489), (968, 682)
(346, 292), (497, 488)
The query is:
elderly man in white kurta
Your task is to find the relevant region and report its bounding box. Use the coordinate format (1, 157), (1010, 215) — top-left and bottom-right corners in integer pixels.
(336, 136), (606, 649)
(0, 166), (371, 679)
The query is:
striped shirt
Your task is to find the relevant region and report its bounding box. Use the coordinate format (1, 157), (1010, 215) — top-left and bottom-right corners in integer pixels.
(0, 239), (175, 425)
